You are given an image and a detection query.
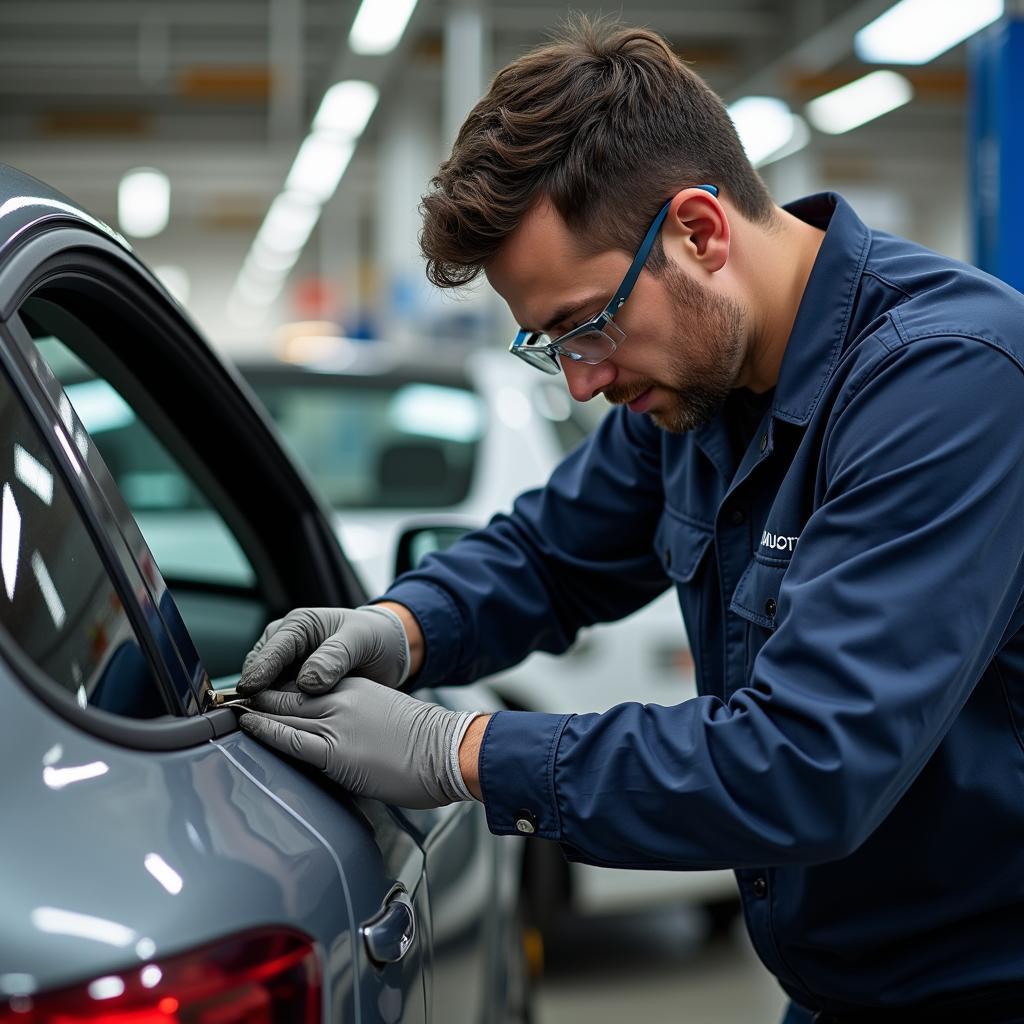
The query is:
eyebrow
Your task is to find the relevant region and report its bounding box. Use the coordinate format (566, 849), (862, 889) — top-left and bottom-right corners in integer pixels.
(528, 294), (606, 334)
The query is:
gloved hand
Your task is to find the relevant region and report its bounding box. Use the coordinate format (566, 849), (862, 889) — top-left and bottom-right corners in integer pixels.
(238, 678), (479, 808)
(237, 606), (410, 696)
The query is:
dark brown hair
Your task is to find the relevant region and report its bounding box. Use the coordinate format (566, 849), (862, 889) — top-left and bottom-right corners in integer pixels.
(420, 15), (776, 289)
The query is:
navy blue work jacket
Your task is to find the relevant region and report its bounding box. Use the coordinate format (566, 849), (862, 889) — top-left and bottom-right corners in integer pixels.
(382, 194), (1024, 1018)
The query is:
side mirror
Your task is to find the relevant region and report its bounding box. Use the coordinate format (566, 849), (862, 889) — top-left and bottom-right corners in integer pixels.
(395, 524), (474, 577)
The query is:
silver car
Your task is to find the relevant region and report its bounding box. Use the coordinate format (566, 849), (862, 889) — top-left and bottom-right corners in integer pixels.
(0, 164), (530, 1023)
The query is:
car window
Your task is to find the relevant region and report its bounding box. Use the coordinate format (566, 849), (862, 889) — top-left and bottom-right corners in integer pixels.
(19, 296), (269, 681)
(248, 375), (484, 509)
(29, 333), (255, 589)
(0, 359), (167, 718)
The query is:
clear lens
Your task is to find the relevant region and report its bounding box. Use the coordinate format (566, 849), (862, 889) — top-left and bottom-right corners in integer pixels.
(510, 343), (561, 375)
(558, 325), (621, 365)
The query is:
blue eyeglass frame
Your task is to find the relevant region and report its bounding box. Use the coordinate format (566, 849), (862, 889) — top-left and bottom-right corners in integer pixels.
(508, 184), (719, 375)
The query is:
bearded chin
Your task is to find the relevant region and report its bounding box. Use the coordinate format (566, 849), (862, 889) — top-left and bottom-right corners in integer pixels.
(651, 384), (727, 434)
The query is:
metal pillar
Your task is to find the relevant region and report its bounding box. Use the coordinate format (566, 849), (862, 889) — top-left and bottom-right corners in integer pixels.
(375, 92), (440, 349)
(443, 0), (489, 148)
(969, 8), (1024, 290)
(269, 0), (304, 144)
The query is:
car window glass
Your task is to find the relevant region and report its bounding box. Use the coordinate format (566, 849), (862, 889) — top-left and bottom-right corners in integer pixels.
(30, 333), (255, 589)
(20, 293), (277, 683)
(0, 361), (166, 718)
(248, 375), (484, 509)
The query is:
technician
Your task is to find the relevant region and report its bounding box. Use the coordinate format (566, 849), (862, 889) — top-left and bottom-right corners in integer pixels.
(237, 20), (1024, 1023)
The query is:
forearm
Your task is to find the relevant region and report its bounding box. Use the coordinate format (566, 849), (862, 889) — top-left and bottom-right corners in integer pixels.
(458, 713), (491, 800)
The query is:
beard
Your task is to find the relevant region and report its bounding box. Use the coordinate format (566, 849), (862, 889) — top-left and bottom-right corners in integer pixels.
(604, 264), (745, 434)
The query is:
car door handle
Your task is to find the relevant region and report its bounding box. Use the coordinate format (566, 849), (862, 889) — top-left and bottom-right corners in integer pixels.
(361, 886), (416, 965)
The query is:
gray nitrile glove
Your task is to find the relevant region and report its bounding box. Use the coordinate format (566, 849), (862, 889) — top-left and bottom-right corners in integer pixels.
(238, 678), (479, 808)
(237, 605), (410, 696)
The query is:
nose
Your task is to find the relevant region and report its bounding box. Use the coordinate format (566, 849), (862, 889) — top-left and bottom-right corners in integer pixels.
(561, 356), (616, 403)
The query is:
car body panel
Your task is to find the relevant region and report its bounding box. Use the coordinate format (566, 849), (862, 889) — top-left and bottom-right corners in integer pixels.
(0, 665), (383, 1022)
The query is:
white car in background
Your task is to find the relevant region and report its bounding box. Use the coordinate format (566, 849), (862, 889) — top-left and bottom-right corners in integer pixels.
(240, 344), (738, 937)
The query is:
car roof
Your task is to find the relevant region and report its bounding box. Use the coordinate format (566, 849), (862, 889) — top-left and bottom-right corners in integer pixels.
(0, 163), (130, 260)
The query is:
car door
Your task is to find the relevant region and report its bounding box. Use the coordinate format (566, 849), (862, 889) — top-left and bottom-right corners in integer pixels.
(0, 201), (433, 1021)
(242, 364), (524, 1024)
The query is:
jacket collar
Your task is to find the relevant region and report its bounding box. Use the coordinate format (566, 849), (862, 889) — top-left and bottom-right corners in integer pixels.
(768, 192), (872, 426)
(690, 192), (871, 482)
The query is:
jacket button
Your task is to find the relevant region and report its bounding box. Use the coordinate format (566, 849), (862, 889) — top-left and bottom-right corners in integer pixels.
(752, 876), (767, 898)
(729, 509), (746, 526)
(764, 598), (777, 618)
(759, 433), (768, 453)
(663, 546), (672, 568)
(515, 809), (537, 835)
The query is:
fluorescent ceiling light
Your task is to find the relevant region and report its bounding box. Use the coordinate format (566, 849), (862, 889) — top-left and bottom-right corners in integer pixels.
(314, 80), (380, 137)
(728, 97), (808, 167)
(231, 75), (379, 321)
(349, 0), (418, 55)
(285, 134), (357, 204)
(234, 270), (286, 308)
(247, 245), (300, 278)
(256, 192), (321, 254)
(760, 115), (811, 168)
(805, 71), (913, 135)
(856, 0), (1003, 64)
(118, 168), (169, 239)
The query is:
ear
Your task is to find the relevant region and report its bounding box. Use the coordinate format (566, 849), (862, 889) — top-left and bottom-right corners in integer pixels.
(661, 187), (730, 274)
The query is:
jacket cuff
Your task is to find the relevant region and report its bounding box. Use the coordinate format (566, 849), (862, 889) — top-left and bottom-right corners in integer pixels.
(479, 710), (574, 839)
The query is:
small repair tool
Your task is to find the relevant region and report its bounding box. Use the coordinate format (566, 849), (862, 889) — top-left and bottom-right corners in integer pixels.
(203, 687), (251, 711)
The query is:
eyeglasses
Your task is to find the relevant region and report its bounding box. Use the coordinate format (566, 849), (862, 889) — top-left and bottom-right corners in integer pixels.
(508, 185), (719, 375)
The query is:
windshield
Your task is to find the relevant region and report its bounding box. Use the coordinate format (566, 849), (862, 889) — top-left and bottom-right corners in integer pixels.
(247, 374), (485, 509)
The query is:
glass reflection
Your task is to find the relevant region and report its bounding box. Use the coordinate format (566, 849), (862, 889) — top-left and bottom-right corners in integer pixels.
(0, 974), (37, 997)
(87, 976), (125, 1001)
(1, 482), (20, 600)
(14, 445), (53, 505)
(31, 907), (136, 947)
(30, 551), (65, 629)
(0, 365), (165, 718)
(139, 965), (162, 989)
(42, 761), (109, 789)
(143, 853), (183, 895)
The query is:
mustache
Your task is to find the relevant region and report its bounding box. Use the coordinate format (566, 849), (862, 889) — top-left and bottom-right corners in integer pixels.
(604, 382), (655, 406)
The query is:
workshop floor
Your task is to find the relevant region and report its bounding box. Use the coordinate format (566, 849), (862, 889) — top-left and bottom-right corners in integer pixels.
(536, 906), (788, 1024)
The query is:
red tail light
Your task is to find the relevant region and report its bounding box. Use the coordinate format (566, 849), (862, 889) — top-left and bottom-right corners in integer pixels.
(0, 927), (321, 1023)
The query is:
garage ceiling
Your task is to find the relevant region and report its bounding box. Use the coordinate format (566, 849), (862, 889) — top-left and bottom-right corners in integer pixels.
(0, 0), (970, 217)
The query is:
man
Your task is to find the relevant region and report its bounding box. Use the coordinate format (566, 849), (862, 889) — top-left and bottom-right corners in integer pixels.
(236, 19), (1024, 1023)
